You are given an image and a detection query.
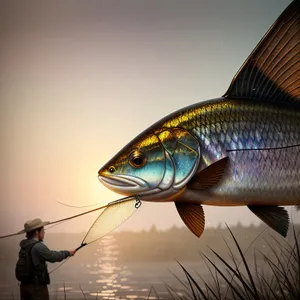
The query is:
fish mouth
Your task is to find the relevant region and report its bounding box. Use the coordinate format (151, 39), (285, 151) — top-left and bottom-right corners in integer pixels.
(99, 176), (137, 187)
(98, 174), (150, 195)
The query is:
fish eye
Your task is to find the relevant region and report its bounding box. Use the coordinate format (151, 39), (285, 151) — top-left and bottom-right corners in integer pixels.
(108, 166), (116, 173)
(129, 150), (147, 168)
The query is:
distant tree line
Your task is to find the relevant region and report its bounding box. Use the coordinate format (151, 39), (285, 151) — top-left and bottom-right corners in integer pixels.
(1, 223), (299, 270)
(113, 223), (300, 262)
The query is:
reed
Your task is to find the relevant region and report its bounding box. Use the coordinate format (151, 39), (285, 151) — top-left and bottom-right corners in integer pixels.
(170, 224), (300, 300)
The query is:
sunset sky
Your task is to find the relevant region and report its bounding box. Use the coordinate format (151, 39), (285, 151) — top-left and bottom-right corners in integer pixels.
(1, 0), (297, 236)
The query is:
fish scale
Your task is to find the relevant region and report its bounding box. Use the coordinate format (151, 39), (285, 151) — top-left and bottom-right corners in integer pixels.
(175, 100), (300, 200)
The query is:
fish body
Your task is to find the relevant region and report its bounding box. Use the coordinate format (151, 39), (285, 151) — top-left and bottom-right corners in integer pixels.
(100, 98), (300, 204)
(98, 0), (300, 238)
(165, 98), (300, 206)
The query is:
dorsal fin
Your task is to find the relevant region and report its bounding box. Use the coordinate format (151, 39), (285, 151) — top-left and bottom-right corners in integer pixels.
(224, 0), (300, 105)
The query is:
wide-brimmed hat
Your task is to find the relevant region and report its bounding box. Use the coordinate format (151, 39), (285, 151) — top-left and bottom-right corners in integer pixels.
(18, 218), (50, 234)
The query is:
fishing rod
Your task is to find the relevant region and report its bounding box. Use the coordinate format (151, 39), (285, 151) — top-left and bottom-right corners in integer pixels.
(0, 196), (142, 239)
(0, 205), (106, 239)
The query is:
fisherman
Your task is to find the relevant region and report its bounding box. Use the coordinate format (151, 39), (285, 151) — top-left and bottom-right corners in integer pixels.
(16, 218), (76, 300)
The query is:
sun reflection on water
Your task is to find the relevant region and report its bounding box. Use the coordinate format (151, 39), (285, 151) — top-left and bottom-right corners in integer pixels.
(51, 235), (177, 299)
(87, 235), (139, 299)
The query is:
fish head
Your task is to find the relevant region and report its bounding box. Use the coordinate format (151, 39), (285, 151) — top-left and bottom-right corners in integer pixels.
(98, 127), (201, 201)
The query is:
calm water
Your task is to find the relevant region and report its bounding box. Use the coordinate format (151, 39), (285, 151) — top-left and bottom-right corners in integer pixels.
(1, 235), (211, 300)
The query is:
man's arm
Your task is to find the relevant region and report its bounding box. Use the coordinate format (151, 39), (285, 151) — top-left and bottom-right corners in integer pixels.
(32, 242), (73, 263)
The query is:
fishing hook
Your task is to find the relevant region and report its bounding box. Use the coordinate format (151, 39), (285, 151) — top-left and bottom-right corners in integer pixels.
(135, 196), (142, 209)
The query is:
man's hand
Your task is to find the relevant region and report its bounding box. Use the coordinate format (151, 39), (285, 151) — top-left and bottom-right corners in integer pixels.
(68, 250), (76, 256)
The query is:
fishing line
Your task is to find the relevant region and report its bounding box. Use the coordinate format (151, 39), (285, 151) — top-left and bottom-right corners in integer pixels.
(47, 200), (108, 230)
(48, 242), (89, 274)
(226, 143), (300, 152)
(57, 200), (101, 208)
(48, 257), (71, 274)
(46, 202), (116, 226)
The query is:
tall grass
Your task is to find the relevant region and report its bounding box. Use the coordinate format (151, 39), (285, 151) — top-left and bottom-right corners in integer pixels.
(170, 225), (300, 300)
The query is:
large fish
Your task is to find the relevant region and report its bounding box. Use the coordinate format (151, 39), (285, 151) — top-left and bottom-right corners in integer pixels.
(98, 0), (300, 238)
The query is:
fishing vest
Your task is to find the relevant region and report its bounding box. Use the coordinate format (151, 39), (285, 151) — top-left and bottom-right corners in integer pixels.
(15, 241), (50, 285)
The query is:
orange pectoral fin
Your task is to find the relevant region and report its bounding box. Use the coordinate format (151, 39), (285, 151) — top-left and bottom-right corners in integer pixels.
(175, 202), (205, 238)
